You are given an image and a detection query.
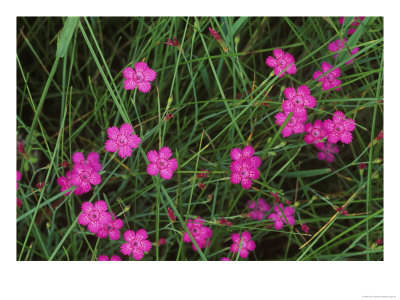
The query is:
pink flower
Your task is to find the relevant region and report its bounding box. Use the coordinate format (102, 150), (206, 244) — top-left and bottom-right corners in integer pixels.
(336, 206), (348, 216)
(266, 49), (297, 78)
(338, 17), (344, 25)
(36, 182), (45, 189)
(313, 62), (342, 91)
(164, 113), (174, 121)
(315, 142), (340, 163)
(267, 203), (295, 230)
(72, 152), (102, 172)
(282, 86), (316, 117)
(96, 213), (124, 240)
(122, 62), (157, 93)
(17, 198), (22, 209)
(376, 130), (383, 141)
(158, 238), (166, 246)
(70, 164), (101, 195)
(351, 17), (365, 26)
(196, 169), (209, 178)
(17, 171), (21, 190)
(221, 257), (230, 261)
(17, 140), (25, 154)
(247, 198), (271, 220)
(209, 27), (222, 41)
(219, 216), (232, 226)
(105, 123), (141, 159)
(57, 170), (72, 195)
(347, 28), (356, 35)
(324, 111), (356, 144)
(97, 255), (122, 261)
(230, 145), (261, 190)
(97, 255), (109, 261)
(167, 207), (176, 222)
(359, 163), (367, 170)
(165, 37), (179, 46)
(301, 223), (309, 234)
(329, 39), (346, 53)
(78, 200), (112, 234)
(270, 192), (280, 204)
(376, 238), (383, 245)
(329, 39), (360, 64)
(183, 217), (213, 251)
(230, 231), (256, 259)
(304, 120), (327, 144)
(146, 146), (177, 180)
(64, 152), (102, 195)
(274, 111), (307, 137)
(120, 229), (152, 260)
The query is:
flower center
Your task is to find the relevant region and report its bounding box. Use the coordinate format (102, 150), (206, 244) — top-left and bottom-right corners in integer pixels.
(335, 124), (344, 133)
(157, 158), (168, 170)
(91, 212), (99, 220)
(134, 72), (144, 83)
(117, 134), (127, 145)
(80, 171), (89, 181)
(240, 168), (250, 178)
(294, 96), (304, 106)
(312, 128), (320, 137)
(132, 241), (138, 247)
(326, 73), (334, 81)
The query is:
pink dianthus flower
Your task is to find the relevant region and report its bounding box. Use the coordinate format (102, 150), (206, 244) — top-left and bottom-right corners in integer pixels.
(313, 62), (342, 91)
(122, 62), (156, 93)
(17, 171), (21, 190)
(275, 111), (307, 137)
(146, 146), (177, 180)
(105, 123), (141, 159)
(247, 198), (271, 220)
(315, 142), (340, 163)
(71, 164), (101, 195)
(221, 257), (230, 261)
(301, 223), (310, 234)
(209, 27), (222, 41)
(230, 146), (261, 190)
(304, 120), (327, 144)
(97, 255), (122, 261)
(183, 217), (213, 251)
(230, 231), (256, 259)
(282, 86), (316, 117)
(323, 111), (356, 144)
(78, 200), (112, 234)
(68, 152), (102, 195)
(329, 39), (360, 64)
(96, 212), (124, 240)
(120, 229), (152, 260)
(267, 203), (295, 230)
(72, 152), (102, 172)
(266, 49), (297, 78)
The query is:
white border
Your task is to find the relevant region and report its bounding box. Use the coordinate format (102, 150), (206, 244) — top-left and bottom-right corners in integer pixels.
(2, 1), (398, 299)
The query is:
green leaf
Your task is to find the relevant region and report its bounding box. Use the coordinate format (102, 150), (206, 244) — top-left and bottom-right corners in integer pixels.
(231, 17), (248, 36)
(29, 156), (38, 163)
(56, 17), (79, 58)
(287, 168), (331, 178)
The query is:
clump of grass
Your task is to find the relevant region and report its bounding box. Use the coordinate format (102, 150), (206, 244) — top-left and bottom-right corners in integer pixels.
(17, 16), (383, 261)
